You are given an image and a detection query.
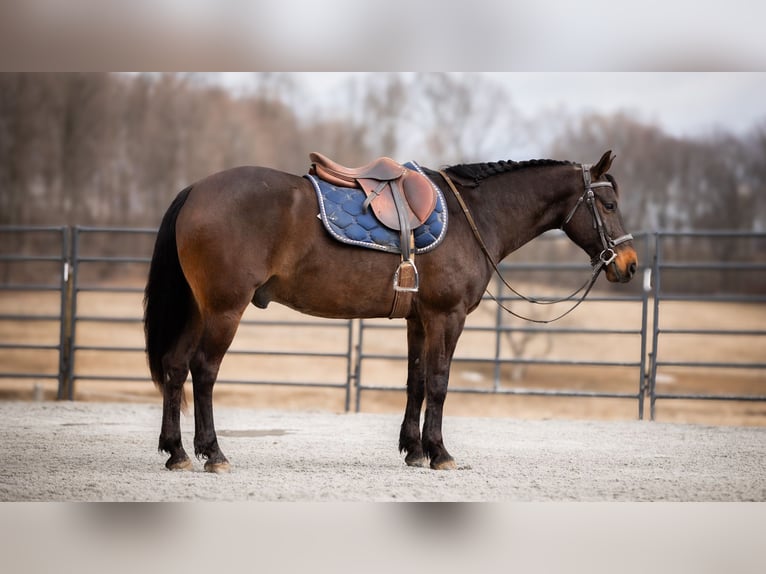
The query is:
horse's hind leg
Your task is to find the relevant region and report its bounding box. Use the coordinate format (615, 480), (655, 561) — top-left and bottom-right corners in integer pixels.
(158, 316), (203, 470)
(190, 311), (244, 473)
(399, 317), (428, 467)
(159, 367), (192, 470)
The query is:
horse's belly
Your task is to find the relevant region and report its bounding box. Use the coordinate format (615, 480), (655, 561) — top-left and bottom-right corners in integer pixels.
(270, 269), (398, 320)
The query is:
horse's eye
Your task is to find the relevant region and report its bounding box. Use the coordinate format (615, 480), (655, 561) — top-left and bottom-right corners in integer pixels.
(603, 202), (616, 212)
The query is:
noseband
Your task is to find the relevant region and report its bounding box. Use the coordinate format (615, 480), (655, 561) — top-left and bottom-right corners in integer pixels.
(561, 164), (633, 268)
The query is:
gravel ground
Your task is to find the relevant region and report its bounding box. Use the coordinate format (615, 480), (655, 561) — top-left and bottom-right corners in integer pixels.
(1, 401), (764, 501)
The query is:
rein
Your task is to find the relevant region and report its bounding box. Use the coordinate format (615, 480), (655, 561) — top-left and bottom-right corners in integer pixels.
(438, 165), (632, 324)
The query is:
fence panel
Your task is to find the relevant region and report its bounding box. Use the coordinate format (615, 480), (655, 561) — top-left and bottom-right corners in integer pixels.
(648, 231), (766, 420)
(355, 231), (652, 418)
(62, 226), (156, 400)
(0, 226), (70, 399)
(2, 225), (765, 421)
(64, 227), (354, 408)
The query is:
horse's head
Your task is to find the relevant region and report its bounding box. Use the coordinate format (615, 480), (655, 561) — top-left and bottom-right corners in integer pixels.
(562, 150), (638, 283)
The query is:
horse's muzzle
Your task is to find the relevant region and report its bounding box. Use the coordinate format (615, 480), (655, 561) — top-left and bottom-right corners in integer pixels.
(605, 246), (638, 283)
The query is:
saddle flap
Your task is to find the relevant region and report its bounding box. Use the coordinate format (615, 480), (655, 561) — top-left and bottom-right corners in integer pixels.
(357, 176), (435, 231)
(402, 171), (438, 223)
(357, 178), (405, 230)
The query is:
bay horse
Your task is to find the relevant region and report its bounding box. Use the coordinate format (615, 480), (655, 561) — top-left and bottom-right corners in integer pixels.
(144, 150), (637, 472)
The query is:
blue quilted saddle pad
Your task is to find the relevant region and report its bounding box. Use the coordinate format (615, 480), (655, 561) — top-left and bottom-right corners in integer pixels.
(305, 161), (448, 255)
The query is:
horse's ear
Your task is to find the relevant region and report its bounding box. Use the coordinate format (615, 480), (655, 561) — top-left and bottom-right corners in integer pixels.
(592, 150), (615, 179)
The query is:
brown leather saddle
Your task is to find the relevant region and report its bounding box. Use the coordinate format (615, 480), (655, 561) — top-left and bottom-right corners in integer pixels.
(309, 152), (436, 231)
(309, 152), (438, 318)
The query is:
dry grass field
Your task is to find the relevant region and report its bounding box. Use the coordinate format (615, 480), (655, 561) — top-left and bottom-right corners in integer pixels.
(1, 284), (764, 426)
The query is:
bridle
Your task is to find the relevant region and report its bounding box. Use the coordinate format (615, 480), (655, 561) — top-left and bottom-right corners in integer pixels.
(561, 164), (633, 269)
(439, 164), (633, 324)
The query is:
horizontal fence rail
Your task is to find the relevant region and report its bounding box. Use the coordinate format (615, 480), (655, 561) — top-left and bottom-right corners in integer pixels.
(0, 226), (70, 398)
(648, 231), (766, 419)
(354, 232), (652, 417)
(1, 226), (764, 421)
(62, 226), (355, 410)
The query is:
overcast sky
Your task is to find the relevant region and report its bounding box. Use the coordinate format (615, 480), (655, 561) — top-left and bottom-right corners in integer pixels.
(492, 73), (766, 138)
(216, 72), (761, 162)
(282, 73), (766, 140)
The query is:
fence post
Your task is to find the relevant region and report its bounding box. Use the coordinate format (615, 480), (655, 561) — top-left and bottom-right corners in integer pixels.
(492, 272), (503, 391)
(354, 320), (364, 413)
(344, 319), (355, 412)
(648, 232), (662, 420)
(57, 227), (75, 400)
(638, 234), (652, 419)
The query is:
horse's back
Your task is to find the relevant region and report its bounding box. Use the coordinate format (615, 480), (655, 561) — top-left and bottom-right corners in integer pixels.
(181, 165), (304, 220)
(178, 165), (313, 243)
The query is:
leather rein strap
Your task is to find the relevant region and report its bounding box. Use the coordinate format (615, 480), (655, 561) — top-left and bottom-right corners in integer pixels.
(438, 166), (624, 324)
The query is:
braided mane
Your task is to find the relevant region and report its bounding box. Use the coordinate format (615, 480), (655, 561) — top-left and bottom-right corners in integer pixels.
(445, 158), (575, 187)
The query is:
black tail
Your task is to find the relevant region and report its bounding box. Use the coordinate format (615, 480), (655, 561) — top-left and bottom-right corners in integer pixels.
(144, 186), (194, 390)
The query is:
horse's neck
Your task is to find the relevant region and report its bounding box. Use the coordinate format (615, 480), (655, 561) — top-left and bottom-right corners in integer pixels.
(470, 168), (572, 260)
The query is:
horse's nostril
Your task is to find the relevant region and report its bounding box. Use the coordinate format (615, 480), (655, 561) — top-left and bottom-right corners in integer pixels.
(628, 262), (637, 277)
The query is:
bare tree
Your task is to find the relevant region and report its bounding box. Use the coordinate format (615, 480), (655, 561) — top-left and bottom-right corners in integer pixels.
(414, 72), (524, 164)
(361, 73), (409, 158)
(0, 74), (27, 225)
(547, 112), (765, 232)
(358, 72), (526, 165)
(2, 72), (763, 238)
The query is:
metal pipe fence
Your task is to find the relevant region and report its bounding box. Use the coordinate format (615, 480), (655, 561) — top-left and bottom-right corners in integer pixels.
(61, 226), (157, 399)
(63, 226), (355, 409)
(648, 231), (766, 419)
(0, 226), (70, 397)
(354, 232), (653, 417)
(0, 225), (764, 420)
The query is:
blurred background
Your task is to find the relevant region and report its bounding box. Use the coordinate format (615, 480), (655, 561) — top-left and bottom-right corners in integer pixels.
(1, 72), (765, 425)
(1, 72), (765, 232)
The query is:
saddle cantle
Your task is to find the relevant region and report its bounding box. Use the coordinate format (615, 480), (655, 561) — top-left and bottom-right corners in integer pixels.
(309, 152), (437, 231)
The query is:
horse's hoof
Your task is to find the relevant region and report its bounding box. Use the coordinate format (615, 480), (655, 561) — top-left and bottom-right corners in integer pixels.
(431, 458), (457, 471)
(405, 455), (429, 468)
(204, 460), (231, 474)
(166, 457), (193, 471)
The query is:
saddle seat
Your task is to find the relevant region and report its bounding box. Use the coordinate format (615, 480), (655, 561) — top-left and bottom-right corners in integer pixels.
(309, 152), (436, 231)
(310, 152), (406, 183)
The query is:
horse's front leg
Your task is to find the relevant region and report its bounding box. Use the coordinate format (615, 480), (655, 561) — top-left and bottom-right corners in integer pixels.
(421, 310), (466, 470)
(399, 317), (428, 467)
